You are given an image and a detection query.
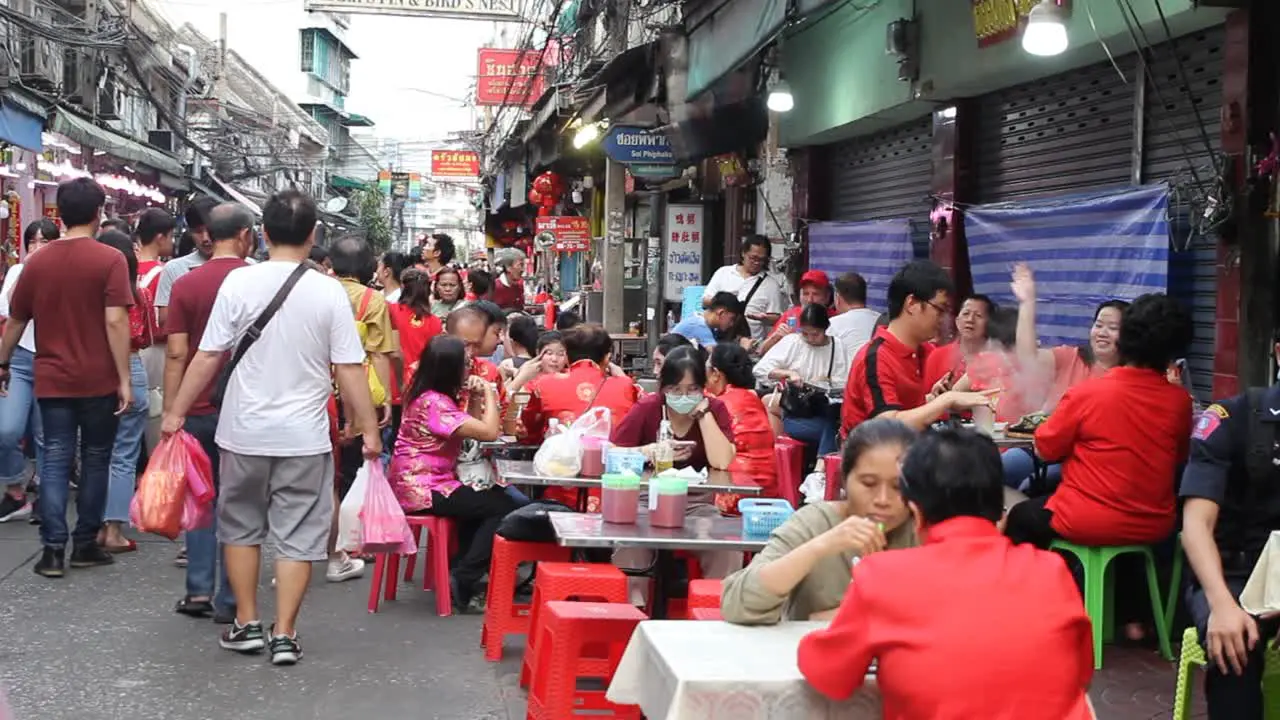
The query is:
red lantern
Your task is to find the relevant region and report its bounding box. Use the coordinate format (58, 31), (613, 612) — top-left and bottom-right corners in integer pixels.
(541, 195), (556, 208)
(533, 173), (555, 195)
(527, 189), (542, 206)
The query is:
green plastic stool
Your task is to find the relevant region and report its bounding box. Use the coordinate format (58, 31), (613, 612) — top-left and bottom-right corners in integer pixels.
(1049, 540), (1174, 669)
(1174, 626), (1280, 720)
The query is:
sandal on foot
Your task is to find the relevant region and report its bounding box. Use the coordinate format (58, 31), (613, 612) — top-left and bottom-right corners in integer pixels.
(103, 539), (137, 554)
(175, 597), (214, 617)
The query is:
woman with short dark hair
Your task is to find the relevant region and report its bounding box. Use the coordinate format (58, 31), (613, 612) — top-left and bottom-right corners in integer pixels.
(705, 343), (778, 509)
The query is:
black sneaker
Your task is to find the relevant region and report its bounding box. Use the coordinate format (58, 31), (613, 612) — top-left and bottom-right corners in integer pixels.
(268, 627), (302, 666)
(33, 547), (64, 578)
(219, 620), (265, 653)
(0, 494), (30, 523)
(69, 543), (115, 568)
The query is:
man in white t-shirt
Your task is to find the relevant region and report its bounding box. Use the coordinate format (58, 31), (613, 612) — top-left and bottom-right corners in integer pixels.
(827, 271), (882, 355)
(702, 235), (786, 341)
(162, 190), (380, 666)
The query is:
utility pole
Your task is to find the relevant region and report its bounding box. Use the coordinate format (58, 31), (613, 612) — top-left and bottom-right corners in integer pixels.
(600, 0), (631, 333)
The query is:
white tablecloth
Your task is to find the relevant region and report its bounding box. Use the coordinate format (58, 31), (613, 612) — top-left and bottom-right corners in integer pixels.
(607, 620), (880, 719)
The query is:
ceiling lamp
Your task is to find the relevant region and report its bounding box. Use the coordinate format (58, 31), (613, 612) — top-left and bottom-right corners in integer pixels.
(572, 121), (604, 149)
(766, 77), (794, 113)
(1022, 0), (1069, 57)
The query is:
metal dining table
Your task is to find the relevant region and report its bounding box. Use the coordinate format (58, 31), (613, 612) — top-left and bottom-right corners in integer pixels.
(495, 459), (767, 495)
(548, 510), (767, 619)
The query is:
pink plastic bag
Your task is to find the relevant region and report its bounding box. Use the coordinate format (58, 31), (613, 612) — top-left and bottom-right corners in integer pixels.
(359, 461), (416, 555)
(130, 433), (188, 539)
(180, 432), (214, 503)
(181, 488), (212, 531)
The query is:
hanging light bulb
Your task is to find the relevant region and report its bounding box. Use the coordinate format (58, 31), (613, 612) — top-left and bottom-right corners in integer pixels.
(572, 122), (602, 149)
(767, 77), (794, 113)
(1022, 0), (1069, 57)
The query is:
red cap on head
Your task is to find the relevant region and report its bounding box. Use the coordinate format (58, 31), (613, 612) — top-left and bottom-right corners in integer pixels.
(799, 270), (830, 290)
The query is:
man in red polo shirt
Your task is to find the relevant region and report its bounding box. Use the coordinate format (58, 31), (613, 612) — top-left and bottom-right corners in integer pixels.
(841, 260), (994, 435)
(519, 323), (639, 444)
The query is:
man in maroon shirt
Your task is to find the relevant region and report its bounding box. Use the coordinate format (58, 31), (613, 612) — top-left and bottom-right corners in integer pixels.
(164, 202), (255, 621)
(840, 260), (993, 436)
(0, 177), (135, 578)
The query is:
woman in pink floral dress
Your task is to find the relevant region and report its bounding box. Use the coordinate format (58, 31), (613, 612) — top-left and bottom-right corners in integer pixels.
(390, 334), (515, 612)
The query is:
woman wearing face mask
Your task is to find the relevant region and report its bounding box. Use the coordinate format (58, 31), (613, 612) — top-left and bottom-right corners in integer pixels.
(1004, 264), (1129, 490)
(430, 267), (467, 321)
(612, 346), (736, 471)
(705, 343), (778, 512)
(753, 304), (850, 470)
(722, 418), (919, 625)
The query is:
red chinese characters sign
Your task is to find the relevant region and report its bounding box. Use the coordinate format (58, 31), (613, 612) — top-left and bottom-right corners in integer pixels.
(664, 204), (703, 302)
(972, 0), (1041, 47)
(476, 48), (547, 108)
(431, 150), (481, 177)
(535, 216), (591, 253)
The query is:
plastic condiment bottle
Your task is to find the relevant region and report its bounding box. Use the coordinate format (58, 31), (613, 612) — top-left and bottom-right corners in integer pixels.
(654, 419), (674, 474)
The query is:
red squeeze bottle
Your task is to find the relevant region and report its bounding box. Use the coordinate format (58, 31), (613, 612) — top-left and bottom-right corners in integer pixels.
(544, 299), (556, 329)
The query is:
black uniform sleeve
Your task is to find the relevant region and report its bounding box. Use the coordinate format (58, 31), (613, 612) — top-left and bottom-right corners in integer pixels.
(1180, 397), (1244, 504)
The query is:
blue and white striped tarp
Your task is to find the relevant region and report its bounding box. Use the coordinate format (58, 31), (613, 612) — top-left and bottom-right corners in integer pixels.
(808, 219), (914, 313)
(965, 184), (1171, 348)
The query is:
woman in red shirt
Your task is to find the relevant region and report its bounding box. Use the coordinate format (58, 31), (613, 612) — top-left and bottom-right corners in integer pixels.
(98, 229), (156, 553)
(705, 343), (777, 512)
(1006, 293), (1193, 639)
(799, 428), (1094, 719)
(391, 269), (444, 385)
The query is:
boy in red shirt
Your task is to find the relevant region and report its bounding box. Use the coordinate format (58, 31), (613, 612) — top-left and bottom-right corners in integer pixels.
(840, 260), (993, 435)
(799, 428), (1094, 719)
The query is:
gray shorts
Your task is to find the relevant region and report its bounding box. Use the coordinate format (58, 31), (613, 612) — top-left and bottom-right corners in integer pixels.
(217, 450), (335, 562)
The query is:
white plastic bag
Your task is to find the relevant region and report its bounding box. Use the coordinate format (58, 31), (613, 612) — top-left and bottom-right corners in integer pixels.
(533, 407), (612, 477)
(798, 471), (827, 505)
(337, 462), (370, 552)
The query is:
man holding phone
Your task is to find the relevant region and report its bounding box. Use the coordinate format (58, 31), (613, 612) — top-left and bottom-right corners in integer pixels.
(841, 261), (995, 436)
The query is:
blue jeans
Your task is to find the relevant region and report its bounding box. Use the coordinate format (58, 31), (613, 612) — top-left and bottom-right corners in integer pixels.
(0, 346), (42, 488)
(183, 413), (233, 610)
(1001, 448), (1063, 491)
(783, 410), (839, 470)
(104, 355), (149, 523)
(37, 394), (119, 549)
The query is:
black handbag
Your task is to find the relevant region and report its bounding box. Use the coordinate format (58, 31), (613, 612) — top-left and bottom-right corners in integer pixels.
(780, 342), (836, 418)
(495, 501), (575, 543)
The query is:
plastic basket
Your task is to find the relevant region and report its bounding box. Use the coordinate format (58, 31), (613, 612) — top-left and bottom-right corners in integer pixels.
(606, 449), (646, 476)
(740, 498), (795, 538)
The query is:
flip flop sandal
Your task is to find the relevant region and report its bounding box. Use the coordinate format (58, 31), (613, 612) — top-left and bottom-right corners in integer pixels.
(175, 597), (214, 617)
(104, 539), (137, 554)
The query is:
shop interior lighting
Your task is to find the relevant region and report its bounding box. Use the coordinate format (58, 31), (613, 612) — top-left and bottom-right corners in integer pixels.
(767, 77), (794, 113)
(1022, 0), (1069, 57)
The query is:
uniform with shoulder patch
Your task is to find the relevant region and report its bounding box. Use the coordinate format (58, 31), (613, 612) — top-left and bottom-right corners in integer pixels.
(1192, 404), (1228, 441)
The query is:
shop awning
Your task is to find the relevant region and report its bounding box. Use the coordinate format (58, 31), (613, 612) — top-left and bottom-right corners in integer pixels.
(207, 171), (263, 217)
(685, 0), (786, 100)
(51, 110), (184, 177)
(329, 174), (370, 190)
(0, 99), (44, 152)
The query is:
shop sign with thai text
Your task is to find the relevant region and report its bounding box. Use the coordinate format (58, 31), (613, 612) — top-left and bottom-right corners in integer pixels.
(535, 216), (591, 253)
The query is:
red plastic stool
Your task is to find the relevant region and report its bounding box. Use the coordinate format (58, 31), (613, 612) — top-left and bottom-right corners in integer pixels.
(481, 536), (572, 661)
(525, 601), (645, 720)
(688, 578), (722, 610)
(823, 453), (843, 501)
(367, 515), (457, 616)
(689, 607), (722, 620)
(520, 562), (629, 689)
(775, 438), (805, 508)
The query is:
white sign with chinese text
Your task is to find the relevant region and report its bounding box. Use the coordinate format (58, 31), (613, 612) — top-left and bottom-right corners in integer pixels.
(664, 204), (704, 302)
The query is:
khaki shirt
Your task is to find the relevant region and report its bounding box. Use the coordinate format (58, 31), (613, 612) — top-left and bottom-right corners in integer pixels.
(340, 277), (397, 354)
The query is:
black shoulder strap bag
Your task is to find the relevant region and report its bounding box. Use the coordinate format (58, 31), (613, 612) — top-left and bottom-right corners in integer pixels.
(210, 264), (310, 409)
(780, 341), (836, 418)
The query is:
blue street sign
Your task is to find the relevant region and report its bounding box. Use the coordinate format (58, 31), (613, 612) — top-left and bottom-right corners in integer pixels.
(602, 125), (676, 165)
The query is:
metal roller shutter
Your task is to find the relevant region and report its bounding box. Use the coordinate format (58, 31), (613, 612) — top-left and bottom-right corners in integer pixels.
(828, 116), (934, 259)
(975, 59), (1135, 202)
(1143, 25), (1224, 404)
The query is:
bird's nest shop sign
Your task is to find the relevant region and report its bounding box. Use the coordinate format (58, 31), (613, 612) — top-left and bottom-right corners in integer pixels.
(304, 0), (521, 21)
